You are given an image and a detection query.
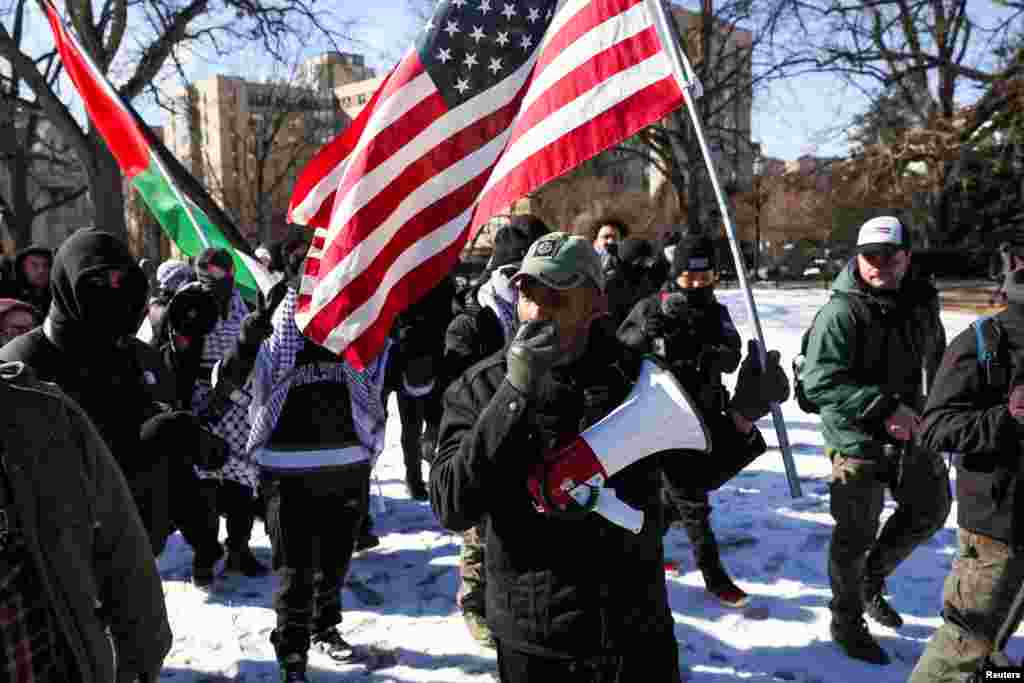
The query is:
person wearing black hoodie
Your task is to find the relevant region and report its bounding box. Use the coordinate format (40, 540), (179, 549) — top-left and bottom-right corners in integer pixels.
(11, 245), (53, 314)
(0, 228), (211, 555)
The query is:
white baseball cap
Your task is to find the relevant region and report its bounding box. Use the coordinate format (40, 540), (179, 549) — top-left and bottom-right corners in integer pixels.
(856, 216), (910, 255)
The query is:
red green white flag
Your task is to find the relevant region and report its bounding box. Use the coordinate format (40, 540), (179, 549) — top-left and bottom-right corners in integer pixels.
(42, 0), (273, 301)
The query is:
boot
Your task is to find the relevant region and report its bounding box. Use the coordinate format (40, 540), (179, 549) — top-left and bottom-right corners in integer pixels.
(404, 449), (428, 501)
(354, 514), (380, 553)
(700, 559), (750, 608)
(830, 613), (890, 665)
(862, 578), (903, 628)
(406, 475), (428, 501)
(279, 653), (308, 682)
(311, 627), (356, 661)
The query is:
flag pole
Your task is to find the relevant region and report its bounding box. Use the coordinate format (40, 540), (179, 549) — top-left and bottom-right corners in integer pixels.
(646, 0), (801, 498)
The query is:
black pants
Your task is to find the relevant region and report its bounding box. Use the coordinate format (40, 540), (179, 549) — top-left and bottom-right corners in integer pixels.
(171, 473), (258, 564)
(496, 635), (681, 683)
(263, 465), (370, 660)
(396, 390), (427, 482)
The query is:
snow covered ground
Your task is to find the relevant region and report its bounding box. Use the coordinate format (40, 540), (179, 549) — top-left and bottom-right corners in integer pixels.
(156, 285), (1013, 682)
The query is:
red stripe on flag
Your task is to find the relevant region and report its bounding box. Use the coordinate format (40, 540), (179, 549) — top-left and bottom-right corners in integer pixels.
(509, 28), (664, 148)
(315, 85), (525, 275)
(304, 169), (493, 347)
(474, 76), (682, 227)
(534, 0), (646, 77)
(343, 235), (467, 369)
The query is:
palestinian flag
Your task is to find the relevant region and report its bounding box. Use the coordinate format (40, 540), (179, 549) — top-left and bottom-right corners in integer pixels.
(42, 0), (272, 301)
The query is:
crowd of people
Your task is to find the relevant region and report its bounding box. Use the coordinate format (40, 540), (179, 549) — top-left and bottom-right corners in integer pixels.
(0, 212), (1020, 683)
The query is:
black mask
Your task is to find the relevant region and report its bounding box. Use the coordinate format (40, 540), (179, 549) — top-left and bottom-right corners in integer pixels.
(196, 270), (234, 319)
(76, 278), (143, 340)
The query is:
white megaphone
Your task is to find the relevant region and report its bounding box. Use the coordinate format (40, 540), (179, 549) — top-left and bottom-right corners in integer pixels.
(527, 356), (711, 534)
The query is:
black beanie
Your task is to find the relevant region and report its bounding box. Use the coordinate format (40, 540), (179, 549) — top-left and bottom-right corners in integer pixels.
(671, 234), (716, 277)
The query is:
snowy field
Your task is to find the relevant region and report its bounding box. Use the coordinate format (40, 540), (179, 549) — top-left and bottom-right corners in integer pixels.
(156, 285), (1010, 682)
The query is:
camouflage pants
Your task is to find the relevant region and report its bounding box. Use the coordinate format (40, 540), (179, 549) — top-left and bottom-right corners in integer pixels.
(909, 530), (1024, 683)
(458, 524), (487, 615)
(828, 446), (951, 618)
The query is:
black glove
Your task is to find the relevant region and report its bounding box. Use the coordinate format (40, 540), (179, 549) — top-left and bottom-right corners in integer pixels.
(238, 281), (288, 350)
(729, 339), (791, 421)
(506, 320), (560, 394)
(642, 311), (670, 340)
(699, 345), (740, 375)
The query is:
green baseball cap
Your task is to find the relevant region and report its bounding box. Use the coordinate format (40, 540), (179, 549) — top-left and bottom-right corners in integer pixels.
(511, 232), (605, 292)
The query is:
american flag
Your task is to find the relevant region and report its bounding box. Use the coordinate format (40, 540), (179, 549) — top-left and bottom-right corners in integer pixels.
(289, 0), (686, 367)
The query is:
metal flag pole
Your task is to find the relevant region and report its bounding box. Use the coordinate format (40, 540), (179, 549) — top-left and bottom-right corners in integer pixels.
(645, 0), (801, 497)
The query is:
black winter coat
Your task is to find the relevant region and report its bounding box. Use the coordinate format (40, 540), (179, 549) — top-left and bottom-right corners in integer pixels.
(920, 303), (1024, 547)
(430, 322), (758, 657)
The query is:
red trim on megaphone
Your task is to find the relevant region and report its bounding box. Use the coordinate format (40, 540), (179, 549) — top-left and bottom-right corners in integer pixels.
(527, 436), (607, 513)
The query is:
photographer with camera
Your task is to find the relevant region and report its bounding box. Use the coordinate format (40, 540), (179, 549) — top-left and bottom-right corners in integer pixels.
(0, 228), (198, 555)
(617, 231), (774, 607)
(908, 255), (1024, 682)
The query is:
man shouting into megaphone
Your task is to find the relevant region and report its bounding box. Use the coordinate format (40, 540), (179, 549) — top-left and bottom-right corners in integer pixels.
(430, 231), (789, 682)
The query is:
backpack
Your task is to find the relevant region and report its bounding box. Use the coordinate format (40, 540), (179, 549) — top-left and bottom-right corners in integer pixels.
(971, 314), (1009, 393)
(792, 293), (870, 414)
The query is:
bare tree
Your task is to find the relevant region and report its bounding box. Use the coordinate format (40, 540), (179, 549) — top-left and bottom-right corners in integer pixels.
(0, 0), (88, 250)
(0, 0), (358, 249)
(787, 0), (1024, 244)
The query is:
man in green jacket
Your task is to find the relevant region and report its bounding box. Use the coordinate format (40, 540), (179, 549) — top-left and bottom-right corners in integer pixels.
(802, 215), (950, 665)
(0, 361), (171, 682)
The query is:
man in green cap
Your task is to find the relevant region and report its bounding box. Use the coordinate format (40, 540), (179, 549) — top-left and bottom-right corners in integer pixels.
(430, 232), (789, 681)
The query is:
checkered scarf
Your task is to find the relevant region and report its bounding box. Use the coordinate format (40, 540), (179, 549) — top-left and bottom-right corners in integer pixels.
(245, 288), (390, 462)
(191, 289), (258, 489)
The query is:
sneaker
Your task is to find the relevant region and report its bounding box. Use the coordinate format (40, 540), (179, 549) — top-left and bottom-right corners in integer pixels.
(463, 610), (496, 649)
(406, 477), (429, 501)
(830, 616), (890, 665)
(279, 653), (308, 682)
(354, 532), (380, 553)
(701, 564), (750, 608)
(863, 585), (903, 629)
(311, 627), (356, 661)
(224, 547), (270, 577)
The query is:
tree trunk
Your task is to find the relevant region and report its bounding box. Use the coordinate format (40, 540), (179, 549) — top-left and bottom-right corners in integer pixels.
(87, 131), (128, 245)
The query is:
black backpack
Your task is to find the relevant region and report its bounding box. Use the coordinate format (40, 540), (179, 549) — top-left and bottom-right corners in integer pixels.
(792, 293), (870, 414)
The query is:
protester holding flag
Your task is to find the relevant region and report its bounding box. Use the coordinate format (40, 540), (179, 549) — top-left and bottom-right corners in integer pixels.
(215, 257), (390, 682)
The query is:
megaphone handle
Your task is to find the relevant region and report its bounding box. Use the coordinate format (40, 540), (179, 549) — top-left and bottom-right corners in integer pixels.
(653, 338), (666, 358)
(592, 488), (645, 534)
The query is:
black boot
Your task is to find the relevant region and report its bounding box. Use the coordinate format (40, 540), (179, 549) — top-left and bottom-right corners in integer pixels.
(830, 612), (890, 665)
(271, 629), (310, 682)
(225, 545), (270, 577)
(403, 445), (428, 501)
(862, 578), (903, 628)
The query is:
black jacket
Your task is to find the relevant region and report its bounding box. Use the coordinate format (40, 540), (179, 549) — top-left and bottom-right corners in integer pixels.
(920, 303), (1024, 546)
(430, 322), (758, 656)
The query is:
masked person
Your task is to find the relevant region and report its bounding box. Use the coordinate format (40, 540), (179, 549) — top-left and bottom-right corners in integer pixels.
(617, 232), (763, 607)
(1, 361), (171, 683)
(907, 254), (1024, 683)
(801, 216), (950, 665)
(430, 232), (789, 682)
(441, 214), (549, 648)
(185, 247), (268, 587)
(216, 262), (388, 683)
(0, 228), (188, 554)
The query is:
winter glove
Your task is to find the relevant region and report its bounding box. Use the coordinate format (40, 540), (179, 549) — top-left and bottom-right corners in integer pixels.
(699, 344), (740, 375)
(729, 339), (790, 421)
(506, 320), (560, 395)
(238, 282), (285, 351)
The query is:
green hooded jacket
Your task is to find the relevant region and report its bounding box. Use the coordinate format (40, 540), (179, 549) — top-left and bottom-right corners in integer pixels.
(801, 260), (946, 459)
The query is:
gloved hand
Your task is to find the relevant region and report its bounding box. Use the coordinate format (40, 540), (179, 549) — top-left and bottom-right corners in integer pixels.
(506, 320), (560, 394)
(698, 345), (737, 375)
(729, 339), (790, 421)
(238, 285), (281, 350)
(642, 311), (670, 340)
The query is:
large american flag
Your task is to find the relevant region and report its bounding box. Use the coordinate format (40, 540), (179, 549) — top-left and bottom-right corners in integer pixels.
(288, 0), (686, 367)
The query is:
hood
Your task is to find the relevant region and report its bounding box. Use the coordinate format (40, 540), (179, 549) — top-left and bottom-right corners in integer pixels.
(831, 257), (937, 306)
(47, 228), (148, 345)
(13, 244), (52, 288)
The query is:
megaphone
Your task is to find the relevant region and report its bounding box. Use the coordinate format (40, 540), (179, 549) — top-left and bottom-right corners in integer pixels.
(527, 356), (710, 534)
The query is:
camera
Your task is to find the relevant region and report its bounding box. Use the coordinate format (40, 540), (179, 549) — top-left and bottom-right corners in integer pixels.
(167, 282), (220, 339)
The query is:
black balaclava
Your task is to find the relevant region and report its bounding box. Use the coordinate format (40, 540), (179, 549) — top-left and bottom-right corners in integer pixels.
(195, 247), (235, 319)
(46, 228), (148, 349)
